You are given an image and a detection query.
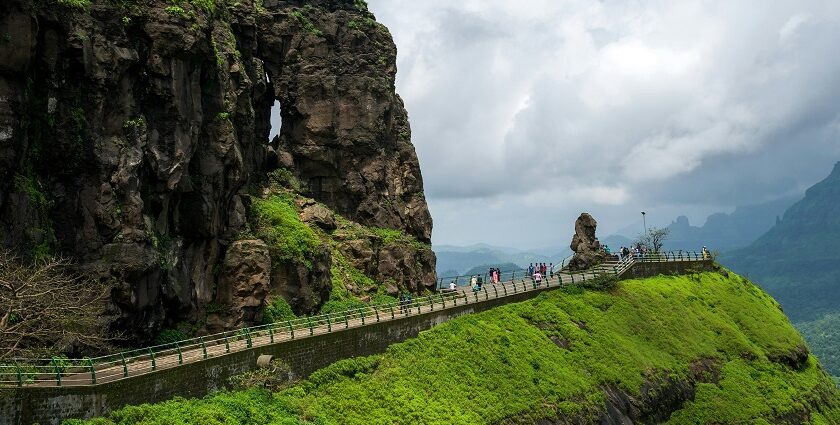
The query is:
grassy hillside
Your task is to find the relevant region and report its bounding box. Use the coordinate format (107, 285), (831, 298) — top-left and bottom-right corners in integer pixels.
(70, 272), (840, 424)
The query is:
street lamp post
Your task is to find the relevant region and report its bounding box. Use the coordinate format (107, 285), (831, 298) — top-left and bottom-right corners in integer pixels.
(641, 211), (647, 237)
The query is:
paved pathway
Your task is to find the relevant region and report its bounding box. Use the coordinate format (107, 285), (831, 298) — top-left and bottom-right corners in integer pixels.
(3, 253), (707, 387)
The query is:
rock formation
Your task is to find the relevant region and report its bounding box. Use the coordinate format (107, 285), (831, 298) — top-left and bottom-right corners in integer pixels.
(568, 212), (606, 271)
(0, 0), (435, 342)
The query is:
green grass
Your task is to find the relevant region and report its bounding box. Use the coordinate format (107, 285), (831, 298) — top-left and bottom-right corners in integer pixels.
(334, 215), (427, 251)
(262, 297), (297, 325)
(251, 195), (322, 268)
(56, 0), (90, 9)
(69, 272), (840, 424)
(323, 250), (396, 314)
(291, 9), (323, 37)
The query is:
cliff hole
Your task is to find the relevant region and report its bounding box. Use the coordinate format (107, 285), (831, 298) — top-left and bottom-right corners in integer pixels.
(269, 99), (282, 142)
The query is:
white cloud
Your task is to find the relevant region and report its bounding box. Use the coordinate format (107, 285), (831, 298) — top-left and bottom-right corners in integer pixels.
(369, 0), (840, 247)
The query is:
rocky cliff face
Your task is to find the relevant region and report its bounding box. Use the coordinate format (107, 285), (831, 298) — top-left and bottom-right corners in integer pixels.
(0, 0), (435, 342)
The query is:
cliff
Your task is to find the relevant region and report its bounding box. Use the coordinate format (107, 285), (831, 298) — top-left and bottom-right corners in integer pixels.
(74, 271), (840, 424)
(0, 0), (435, 343)
(724, 162), (840, 321)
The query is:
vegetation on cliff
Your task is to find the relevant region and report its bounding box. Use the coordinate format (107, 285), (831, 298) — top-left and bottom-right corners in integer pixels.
(69, 271), (840, 424)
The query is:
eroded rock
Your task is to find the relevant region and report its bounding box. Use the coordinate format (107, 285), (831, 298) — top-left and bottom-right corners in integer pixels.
(215, 239), (271, 329)
(568, 213), (607, 271)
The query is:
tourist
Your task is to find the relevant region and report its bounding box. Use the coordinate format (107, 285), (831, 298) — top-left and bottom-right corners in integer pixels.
(534, 270), (543, 286)
(406, 293), (413, 310)
(449, 281), (457, 291)
(549, 263), (554, 277)
(528, 263), (534, 276)
(702, 246), (710, 260)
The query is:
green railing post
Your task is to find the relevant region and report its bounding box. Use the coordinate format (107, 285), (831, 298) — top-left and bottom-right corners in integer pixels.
(493, 285), (499, 298)
(417, 301), (421, 314)
(224, 334), (230, 353)
(358, 308), (365, 325)
(343, 312), (349, 328)
(307, 317), (314, 336)
(120, 353), (129, 377)
(512, 281), (517, 293)
(268, 325), (275, 343)
(147, 348), (157, 371)
(454, 293), (458, 305)
(522, 280), (528, 292)
(199, 337), (208, 359)
(484, 289), (489, 301)
(286, 320), (295, 340)
(474, 291), (479, 302)
(13, 360), (22, 387)
(86, 358), (96, 384)
(51, 357), (61, 386)
(245, 328), (253, 348)
(439, 294), (446, 307)
(326, 314), (332, 332)
(429, 295), (434, 311)
(175, 342), (183, 364)
(374, 306), (380, 322)
(503, 284), (507, 296)
(390, 303), (396, 319)
(571, 274), (575, 283)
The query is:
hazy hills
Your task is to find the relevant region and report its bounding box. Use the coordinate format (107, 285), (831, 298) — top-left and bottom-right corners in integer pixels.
(723, 162), (840, 322)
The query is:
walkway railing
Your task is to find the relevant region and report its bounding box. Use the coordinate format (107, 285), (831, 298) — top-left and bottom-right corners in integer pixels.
(435, 253), (576, 289)
(0, 251), (709, 388)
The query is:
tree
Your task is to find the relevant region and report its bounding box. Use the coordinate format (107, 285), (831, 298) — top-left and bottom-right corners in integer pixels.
(636, 227), (670, 253)
(0, 249), (111, 359)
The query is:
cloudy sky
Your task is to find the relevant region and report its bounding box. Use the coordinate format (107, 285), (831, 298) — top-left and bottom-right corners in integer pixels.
(366, 0), (840, 249)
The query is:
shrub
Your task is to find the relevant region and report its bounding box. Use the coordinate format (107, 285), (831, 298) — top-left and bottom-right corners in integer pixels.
(291, 9), (323, 37)
(56, 0), (90, 9)
(153, 329), (187, 346)
(262, 297), (297, 324)
(252, 195), (322, 267)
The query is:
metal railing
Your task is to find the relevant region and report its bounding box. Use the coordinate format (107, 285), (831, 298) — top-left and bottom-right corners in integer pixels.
(0, 250), (710, 387)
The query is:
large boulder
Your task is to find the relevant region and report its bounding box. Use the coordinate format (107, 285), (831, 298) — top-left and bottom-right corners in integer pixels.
(213, 239), (272, 331)
(568, 213), (607, 271)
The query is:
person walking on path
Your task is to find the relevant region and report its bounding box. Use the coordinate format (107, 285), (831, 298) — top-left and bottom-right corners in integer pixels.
(528, 263), (534, 276)
(549, 263), (554, 277)
(534, 271), (543, 287)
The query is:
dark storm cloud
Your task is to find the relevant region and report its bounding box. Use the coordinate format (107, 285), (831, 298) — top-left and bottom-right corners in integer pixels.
(368, 0), (840, 247)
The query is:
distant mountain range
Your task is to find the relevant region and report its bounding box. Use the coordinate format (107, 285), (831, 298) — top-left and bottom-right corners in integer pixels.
(434, 243), (570, 276)
(595, 197), (794, 255)
(723, 161), (840, 322)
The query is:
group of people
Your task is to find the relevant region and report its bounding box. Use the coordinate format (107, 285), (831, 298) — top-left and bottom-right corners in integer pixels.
(527, 263), (554, 278)
(398, 292), (414, 314)
(615, 244), (647, 260)
(527, 263), (554, 287)
(487, 267), (503, 283)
